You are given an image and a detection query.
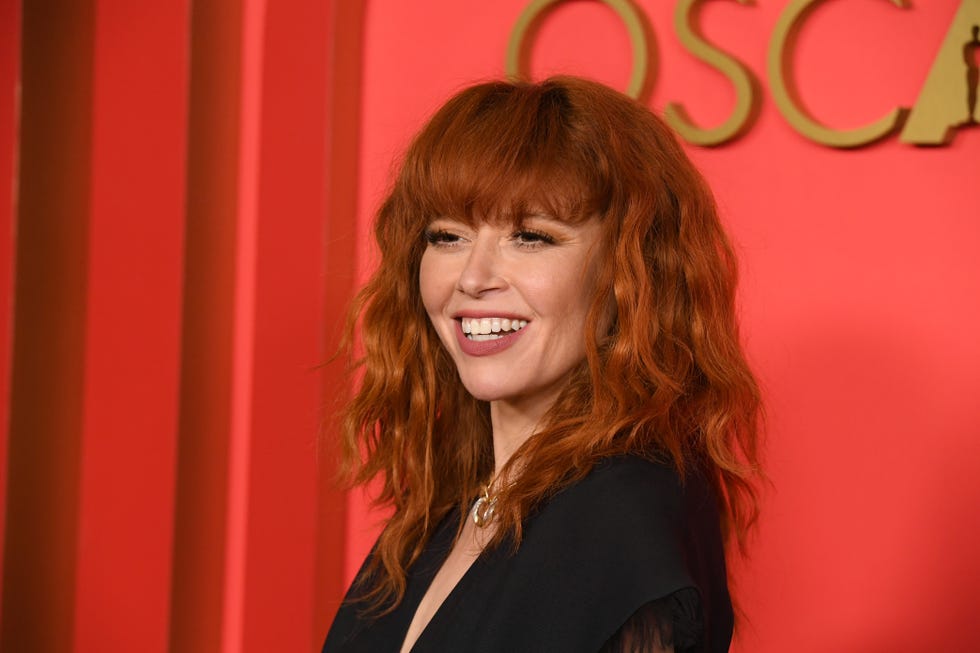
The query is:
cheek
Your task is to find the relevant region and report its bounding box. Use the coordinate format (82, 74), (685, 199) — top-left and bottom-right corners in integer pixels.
(419, 253), (457, 348)
(555, 264), (599, 321)
(554, 259), (605, 346)
(418, 253), (442, 315)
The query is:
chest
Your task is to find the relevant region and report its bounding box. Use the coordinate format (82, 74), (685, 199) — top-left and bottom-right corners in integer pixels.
(322, 459), (728, 653)
(398, 518), (487, 653)
(324, 515), (631, 653)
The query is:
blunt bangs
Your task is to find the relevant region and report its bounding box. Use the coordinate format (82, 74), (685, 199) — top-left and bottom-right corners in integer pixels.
(393, 80), (613, 230)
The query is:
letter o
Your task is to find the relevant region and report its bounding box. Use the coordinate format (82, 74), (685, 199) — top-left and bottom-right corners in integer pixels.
(506, 0), (650, 99)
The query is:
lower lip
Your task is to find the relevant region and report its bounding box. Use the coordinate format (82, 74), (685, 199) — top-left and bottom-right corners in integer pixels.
(455, 321), (527, 356)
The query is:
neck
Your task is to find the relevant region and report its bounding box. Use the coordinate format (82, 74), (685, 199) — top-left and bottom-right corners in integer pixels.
(488, 386), (561, 477)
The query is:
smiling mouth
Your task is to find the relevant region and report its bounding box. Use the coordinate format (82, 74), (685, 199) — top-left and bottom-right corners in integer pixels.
(460, 316), (529, 341)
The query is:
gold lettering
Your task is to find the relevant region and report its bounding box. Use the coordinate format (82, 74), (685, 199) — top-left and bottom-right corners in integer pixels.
(506, 0), (652, 99)
(665, 0), (758, 146)
(901, 0), (980, 145)
(768, 0), (909, 148)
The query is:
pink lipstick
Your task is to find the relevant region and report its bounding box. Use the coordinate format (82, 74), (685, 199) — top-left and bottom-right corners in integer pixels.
(455, 320), (526, 356)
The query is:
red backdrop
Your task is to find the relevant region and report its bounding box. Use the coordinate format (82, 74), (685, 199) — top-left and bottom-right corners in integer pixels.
(346, 2), (980, 652)
(0, 1), (977, 652)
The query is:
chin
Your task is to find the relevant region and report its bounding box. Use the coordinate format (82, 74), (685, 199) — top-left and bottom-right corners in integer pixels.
(457, 377), (522, 403)
(460, 385), (511, 403)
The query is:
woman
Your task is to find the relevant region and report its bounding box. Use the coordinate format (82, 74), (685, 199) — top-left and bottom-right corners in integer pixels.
(323, 76), (763, 653)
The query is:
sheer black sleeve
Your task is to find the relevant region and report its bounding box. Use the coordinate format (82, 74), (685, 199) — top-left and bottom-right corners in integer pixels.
(599, 587), (702, 653)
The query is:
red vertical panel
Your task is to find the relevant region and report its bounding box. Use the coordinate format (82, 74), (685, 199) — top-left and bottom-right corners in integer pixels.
(0, 0), (22, 615)
(72, 1), (189, 651)
(218, 0), (338, 650)
(169, 0), (243, 650)
(315, 0), (364, 642)
(243, 0), (333, 647)
(2, 1), (94, 649)
(221, 0), (264, 649)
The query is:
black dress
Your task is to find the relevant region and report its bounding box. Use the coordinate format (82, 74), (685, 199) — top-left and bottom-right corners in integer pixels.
(323, 456), (733, 652)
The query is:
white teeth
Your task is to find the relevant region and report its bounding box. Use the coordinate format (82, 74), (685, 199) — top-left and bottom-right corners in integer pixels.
(460, 317), (528, 337)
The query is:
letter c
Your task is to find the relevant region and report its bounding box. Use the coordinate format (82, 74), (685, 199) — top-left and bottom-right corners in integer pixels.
(768, 0), (910, 148)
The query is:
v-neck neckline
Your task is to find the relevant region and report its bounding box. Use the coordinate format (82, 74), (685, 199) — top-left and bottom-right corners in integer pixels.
(399, 512), (494, 653)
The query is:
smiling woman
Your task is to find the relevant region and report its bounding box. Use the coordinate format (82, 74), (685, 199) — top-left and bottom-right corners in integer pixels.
(322, 76), (763, 653)
(420, 217), (603, 413)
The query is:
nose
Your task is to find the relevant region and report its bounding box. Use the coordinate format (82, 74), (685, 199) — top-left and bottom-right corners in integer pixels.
(456, 233), (507, 297)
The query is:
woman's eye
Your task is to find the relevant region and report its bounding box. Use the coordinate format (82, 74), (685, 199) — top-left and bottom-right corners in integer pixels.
(513, 229), (555, 247)
(423, 229), (461, 246)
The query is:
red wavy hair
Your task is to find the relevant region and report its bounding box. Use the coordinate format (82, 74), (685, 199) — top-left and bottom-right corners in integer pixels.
(338, 76), (763, 612)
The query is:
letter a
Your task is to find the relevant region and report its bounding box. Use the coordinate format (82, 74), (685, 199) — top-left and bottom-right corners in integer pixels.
(901, 0), (980, 145)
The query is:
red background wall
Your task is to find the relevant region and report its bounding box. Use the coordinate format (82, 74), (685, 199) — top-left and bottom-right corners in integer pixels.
(1, 1), (978, 652)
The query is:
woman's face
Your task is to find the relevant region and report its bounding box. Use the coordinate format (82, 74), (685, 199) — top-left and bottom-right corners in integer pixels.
(419, 214), (603, 414)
